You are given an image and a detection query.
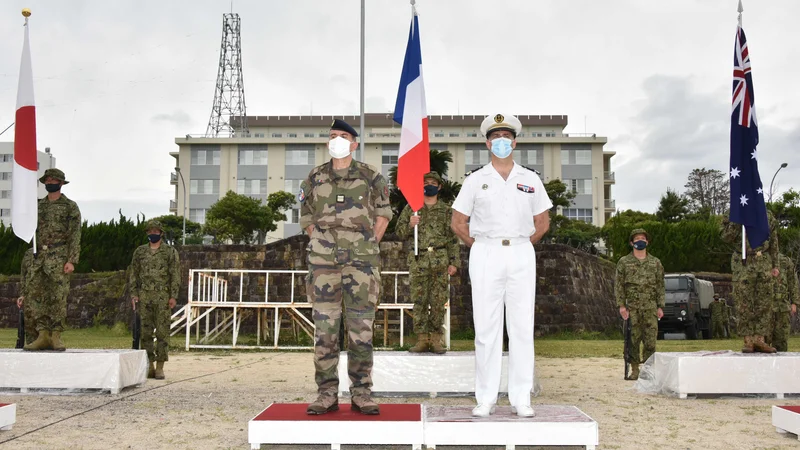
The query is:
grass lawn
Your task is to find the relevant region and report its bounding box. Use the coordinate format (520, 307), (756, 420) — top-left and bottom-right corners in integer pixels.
(3, 327), (798, 358)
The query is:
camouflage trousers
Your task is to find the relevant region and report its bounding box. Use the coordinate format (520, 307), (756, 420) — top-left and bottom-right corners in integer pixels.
(628, 308), (657, 365)
(767, 309), (790, 352)
(731, 255), (774, 336)
(24, 307), (38, 344)
(410, 264), (449, 334)
(27, 263), (69, 332)
(139, 293), (171, 362)
(308, 264), (380, 396)
(711, 318), (726, 339)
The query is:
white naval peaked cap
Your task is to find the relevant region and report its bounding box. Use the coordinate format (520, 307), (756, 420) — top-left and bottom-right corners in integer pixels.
(480, 113), (522, 138)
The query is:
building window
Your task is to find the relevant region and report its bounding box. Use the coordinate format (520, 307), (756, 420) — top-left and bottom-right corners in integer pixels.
(467, 132), (478, 137)
(318, 133), (328, 138)
(0, 172), (11, 181)
(563, 208), (593, 223)
(561, 149), (592, 165)
(465, 147), (490, 165)
(237, 179), (267, 196)
(288, 133), (297, 138)
(190, 147), (220, 166)
(271, 133), (282, 138)
(285, 145), (315, 165)
(0, 208), (10, 217)
(304, 133), (314, 138)
(434, 132), (444, 137)
(513, 149), (543, 166)
(190, 179), (220, 195)
(0, 190), (9, 199)
(254, 133), (265, 138)
(563, 179), (593, 195)
(189, 208), (207, 225)
(286, 208), (300, 224)
(449, 133), (459, 137)
(382, 148), (398, 165)
(284, 179), (303, 196)
(238, 147), (268, 165)
(1, 154), (12, 162)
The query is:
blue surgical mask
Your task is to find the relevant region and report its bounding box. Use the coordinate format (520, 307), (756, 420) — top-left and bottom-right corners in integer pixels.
(632, 240), (647, 250)
(491, 138), (513, 159)
(148, 234), (162, 243)
(423, 185), (439, 197)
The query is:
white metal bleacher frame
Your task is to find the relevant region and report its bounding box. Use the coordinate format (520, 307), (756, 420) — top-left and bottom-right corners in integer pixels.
(172, 269), (451, 351)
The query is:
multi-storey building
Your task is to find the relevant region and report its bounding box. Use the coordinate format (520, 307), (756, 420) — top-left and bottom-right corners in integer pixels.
(0, 142), (58, 227)
(171, 114), (614, 241)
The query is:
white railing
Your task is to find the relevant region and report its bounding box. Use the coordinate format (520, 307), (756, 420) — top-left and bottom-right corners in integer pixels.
(179, 269), (451, 351)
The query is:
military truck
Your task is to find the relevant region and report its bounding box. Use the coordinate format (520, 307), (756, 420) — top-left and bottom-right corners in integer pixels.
(659, 273), (715, 340)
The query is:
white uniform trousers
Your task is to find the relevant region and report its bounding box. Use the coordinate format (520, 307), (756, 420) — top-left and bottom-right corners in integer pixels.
(469, 237), (536, 407)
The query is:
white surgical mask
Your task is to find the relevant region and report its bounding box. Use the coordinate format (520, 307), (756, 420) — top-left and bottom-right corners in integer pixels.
(328, 136), (353, 159)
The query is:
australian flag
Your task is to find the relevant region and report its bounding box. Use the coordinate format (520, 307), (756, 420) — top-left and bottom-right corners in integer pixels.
(729, 25), (769, 249)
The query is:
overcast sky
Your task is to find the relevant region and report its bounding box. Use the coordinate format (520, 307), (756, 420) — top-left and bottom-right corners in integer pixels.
(0, 0), (798, 224)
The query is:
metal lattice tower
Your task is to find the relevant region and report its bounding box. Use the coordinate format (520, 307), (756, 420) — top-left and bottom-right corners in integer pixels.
(206, 13), (248, 137)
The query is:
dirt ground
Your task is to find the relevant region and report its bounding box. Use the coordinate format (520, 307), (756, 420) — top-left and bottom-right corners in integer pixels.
(0, 352), (797, 450)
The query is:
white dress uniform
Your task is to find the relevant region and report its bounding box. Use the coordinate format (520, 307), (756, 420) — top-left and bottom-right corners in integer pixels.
(451, 114), (553, 413)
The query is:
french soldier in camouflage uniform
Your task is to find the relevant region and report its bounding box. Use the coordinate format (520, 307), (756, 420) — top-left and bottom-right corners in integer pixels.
(300, 119), (392, 415)
(710, 294), (726, 339)
(396, 172), (459, 354)
(616, 228), (665, 380)
(766, 254), (799, 352)
(721, 213), (779, 353)
(129, 220), (181, 379)
(20, 168), (81, 351)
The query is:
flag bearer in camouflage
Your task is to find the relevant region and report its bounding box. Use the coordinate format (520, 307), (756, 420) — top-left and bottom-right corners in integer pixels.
(300, 119), (392, 415)
(721, 213), (779, 353)
(129, 220), (181, 379)
(615, 229), (665, 380)
(396, 172), (459, 354)
(21, 168), (81, 351)
(766, 254), (799, 352)
(710, 294), (726, 339)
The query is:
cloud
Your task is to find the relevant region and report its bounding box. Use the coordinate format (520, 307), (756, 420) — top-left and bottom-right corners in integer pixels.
(151, 110), (194, 127)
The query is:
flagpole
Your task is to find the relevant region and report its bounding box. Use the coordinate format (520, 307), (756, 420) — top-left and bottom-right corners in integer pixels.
(411, 0), (419, 257)
(359, 0), (365, 159)
(23, 9), (37, 255)
(738, 0), (745, 261)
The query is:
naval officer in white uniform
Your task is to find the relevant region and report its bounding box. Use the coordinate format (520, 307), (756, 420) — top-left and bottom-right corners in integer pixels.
(451, 113), (552, 418)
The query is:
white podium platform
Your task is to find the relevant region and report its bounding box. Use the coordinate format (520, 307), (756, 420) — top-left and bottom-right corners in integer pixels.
(424, 405), (598, 450)
(773, 406), (800, 440)
(337, 351), (540, 397)
(0, 403), (16, 431)
(639, 351), (800, 398)
(0, 349), (148, 394)
(248, 403), (424, 450)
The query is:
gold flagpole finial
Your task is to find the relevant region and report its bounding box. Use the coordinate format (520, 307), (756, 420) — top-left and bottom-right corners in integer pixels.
(22, 8), (31, 17)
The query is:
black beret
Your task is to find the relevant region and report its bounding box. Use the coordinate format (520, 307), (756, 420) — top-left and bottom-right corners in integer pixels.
(330, 119), (358, 138)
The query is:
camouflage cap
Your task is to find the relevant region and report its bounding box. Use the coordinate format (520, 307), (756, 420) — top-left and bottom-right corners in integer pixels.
(145, 220), (164, 232)
(423, 172), (443, 184)
(39, 168), (69, 184)
(629, 228), (650, 241)
(713, 293), (720, 299)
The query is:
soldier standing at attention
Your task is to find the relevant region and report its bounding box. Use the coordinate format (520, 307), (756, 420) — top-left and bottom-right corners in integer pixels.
(616, 228), (665, 380)
(710, 294), (726, 339)
(451, 113), (552, 418)
(300, 119), (392, 416)
(21, 168), (81, 351)
(722, 213), (779, 353)
(767, 253), (799, 352)
(129, 220), (181, 379)
(396, 171), (460, 354)
(16, 248), (38, 345)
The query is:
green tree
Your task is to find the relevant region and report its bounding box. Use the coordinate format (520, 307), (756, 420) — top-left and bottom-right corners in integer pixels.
(768, 189), (800, 265)
(259, 191), (296, 243)
(151, 214), (202, 246)
(543, 179), (575, 212)
(611, 209), (657, 225)
(684, 168), (729, 216)
(204, 191), (296, 244)
(655, 188), (689, 223)
(545, 215), (602, 252)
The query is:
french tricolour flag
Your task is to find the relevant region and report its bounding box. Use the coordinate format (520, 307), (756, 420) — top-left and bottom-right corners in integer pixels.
(12, 19), (38, 243)
(393, 9), (430, 212)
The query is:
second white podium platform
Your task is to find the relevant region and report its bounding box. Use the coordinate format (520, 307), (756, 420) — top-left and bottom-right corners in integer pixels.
(337, 351), (540, 396)
(773, 405), (800, 440)
(0, 403), (16, 431)
(0, 349), (148, 394)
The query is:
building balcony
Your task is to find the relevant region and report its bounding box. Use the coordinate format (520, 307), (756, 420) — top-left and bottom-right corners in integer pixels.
(170, 172), (178, 185)
(604, 171), (615, 183)
(605, 199), (616, 210)
(169, 199), (177, 212)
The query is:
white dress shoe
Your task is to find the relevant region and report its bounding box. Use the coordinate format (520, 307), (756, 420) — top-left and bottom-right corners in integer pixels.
(511, 405), (535, 417)
(471, 404), (496, 417)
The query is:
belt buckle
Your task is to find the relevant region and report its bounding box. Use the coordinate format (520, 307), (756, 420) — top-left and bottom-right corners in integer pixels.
(42, 244), (48, 251)
(427, 246), (434, 252)
(502, 239), (510, 246)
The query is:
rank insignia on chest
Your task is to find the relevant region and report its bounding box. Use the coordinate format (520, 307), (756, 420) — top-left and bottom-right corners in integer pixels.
(516, 183), (535, 193)
(336, 194), (345, 203)
(297, 188), (305, 202)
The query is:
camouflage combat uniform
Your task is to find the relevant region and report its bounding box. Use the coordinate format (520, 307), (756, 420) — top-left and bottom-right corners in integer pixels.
(129, 241), (181, 363)
(710, 299), (726, 339)
(722, 299), (732, 337)
(28, 193), (81, 333)
(299, 158), (392, 398)
(19, 248), (38, 344)
(615, 253), (665, 367)
(395, 201), (460, 337)
(722, 215), (778, 352)
(768, 254), (799, 352)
